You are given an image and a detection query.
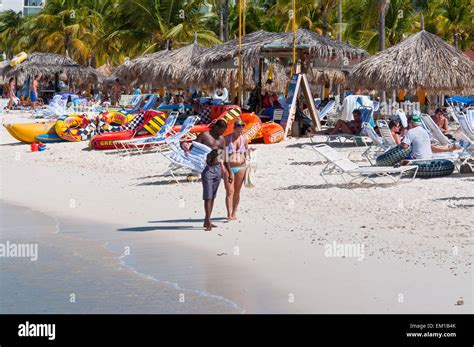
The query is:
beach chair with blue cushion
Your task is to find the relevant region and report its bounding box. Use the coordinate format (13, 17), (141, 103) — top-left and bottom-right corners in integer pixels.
(324, 106), (373, 146)
(163, 141), (212, 185)
(303, 144), (418, 185)
(113, 112), (179, 154)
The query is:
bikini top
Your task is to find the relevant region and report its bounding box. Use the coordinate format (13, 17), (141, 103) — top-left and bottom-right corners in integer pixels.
(227, 134), (246, 154)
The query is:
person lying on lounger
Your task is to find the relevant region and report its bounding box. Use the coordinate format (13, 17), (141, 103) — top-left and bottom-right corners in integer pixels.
(316, 110), (362, 135)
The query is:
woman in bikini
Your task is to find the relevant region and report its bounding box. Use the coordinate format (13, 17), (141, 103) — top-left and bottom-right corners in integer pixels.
(223, 120), (249, 221)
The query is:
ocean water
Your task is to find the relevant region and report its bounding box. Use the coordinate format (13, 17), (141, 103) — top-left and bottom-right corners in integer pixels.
(0, 202), (242, 314)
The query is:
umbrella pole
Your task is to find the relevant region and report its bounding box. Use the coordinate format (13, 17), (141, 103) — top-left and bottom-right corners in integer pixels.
(237, 0), (242, 107)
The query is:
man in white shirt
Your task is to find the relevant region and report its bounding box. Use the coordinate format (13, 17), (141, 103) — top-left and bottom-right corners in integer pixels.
(401, 114), (458, 159)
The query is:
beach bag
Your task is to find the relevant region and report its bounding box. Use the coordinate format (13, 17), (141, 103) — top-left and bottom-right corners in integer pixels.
(415, 159), (455, 178)
(244, 150), (257, 188)
(376, 145), (411, 166)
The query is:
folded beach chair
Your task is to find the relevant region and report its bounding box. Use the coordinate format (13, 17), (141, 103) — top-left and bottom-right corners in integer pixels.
(324, 106), (373, 146)
(303, 144), (418, 184)
(163, 141), (212, 184)
(113, 112), (179, 154)
(273, 109), (284, 123)
(467, 109), (474, 129)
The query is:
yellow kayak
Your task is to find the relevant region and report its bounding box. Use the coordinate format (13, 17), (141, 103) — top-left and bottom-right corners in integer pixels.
(3, 122), (57, 143)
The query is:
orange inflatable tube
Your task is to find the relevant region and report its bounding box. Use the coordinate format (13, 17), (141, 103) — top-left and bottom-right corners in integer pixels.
(224, 112), (262, 143)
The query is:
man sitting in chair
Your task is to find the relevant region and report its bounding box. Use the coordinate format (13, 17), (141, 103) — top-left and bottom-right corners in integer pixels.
(316, 109), (363, 135)
(400, 114), (458, 160)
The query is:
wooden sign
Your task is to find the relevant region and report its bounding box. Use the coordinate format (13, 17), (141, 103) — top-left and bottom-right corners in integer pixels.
(280, 74), (301, 138)
(301, 74), (321, 131)
(280, 73), (320, 139)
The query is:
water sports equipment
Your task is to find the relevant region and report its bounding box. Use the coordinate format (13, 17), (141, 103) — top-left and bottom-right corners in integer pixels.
(89, 110), (167, 150)
(35, 133), (65, 143)
(223, 113), (262, 143)
(412, 159), (455, 178)
(376, 145), (411, 167)
(97, 110), (135, 133)
(55, 114), (96, 142)
(260, 122), (285, 144)
(10, 52), (28, 67)
(212, 88), (229, 102)
(90, 106), (241, 150)
(3, 121), (56, 143)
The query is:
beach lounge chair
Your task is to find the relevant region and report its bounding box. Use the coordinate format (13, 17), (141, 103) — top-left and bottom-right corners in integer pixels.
(319, 100), (336, 124)
(361, 122), (392, 164)
(303, 144), (418, 184)
(378, 120), (398, 148)
(457, 113), (474, 141)
(113, 112), (179, 154)
(147, 115), (200, 154)
(421, 115), (451, 146)
(163, 141), (212, 185)
(273, 109), (284, 123)
(323, 106), (373, 146)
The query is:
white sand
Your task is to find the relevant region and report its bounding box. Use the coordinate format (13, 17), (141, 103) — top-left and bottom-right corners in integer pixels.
(1, 111), (472, 313)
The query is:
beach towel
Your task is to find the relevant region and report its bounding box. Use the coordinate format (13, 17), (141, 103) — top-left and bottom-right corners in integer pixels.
(244, 151), (257, 188)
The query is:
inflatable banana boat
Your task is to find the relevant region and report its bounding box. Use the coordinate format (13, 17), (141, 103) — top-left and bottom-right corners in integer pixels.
(10, 52), (28, 68)
(55, 114), (96, 142)
(4, 121), (57, 143)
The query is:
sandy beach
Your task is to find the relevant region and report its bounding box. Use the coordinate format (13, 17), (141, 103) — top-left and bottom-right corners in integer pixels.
(0, 111), (472, 313)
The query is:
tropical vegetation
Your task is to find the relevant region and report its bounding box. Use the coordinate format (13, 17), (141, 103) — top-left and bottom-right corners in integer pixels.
(0, 0), (472, 66)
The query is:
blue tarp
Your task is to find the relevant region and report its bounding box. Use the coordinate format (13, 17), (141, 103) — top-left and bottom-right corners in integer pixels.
(446, 96), (474, 105)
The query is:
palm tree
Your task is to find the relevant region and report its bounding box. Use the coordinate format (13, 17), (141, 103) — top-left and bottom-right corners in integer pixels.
(377, 0), (388, 50)
(0, 10), (26, 59)
(27, 0), (104, 64)
(438, 0), (471, 49)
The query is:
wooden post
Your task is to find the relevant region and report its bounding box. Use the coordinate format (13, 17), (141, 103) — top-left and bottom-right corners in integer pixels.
(256, 57), (263, 113)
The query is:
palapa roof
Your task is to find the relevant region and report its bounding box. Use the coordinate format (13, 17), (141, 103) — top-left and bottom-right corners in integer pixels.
(96, 62), (115, 77)
(114, 44), (206, 88)
(262, 29), (367, 61)
(193, 30), (282, 68)
(1, 52), (103, 84)
(350, 30), (474, 94)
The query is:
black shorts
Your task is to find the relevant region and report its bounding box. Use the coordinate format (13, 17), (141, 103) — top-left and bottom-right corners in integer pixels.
(201, 164), (222, 200)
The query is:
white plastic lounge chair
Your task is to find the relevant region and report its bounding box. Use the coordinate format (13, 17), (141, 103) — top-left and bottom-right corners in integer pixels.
(273, 109), (284, 123)
(303, 144), (418, 184)
(361, 122), (392, 164)
(421, 115), (451, 146)
(319, 100), (336, 121)
(163, 141), (212, 185)
(466, 109), (474, 129)
(113, 112), (179, 154)
(457, 113), (474, 141)
(378, 120), (398, 148)
(148, 115), (200, 154)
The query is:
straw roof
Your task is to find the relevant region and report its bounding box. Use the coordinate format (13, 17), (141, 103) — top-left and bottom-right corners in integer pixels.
(96, 62), (115, 77)
(350, 30), (474, 94)
(1, 52), (103, 84)
(114, 44), (206, 88)
(262, 29), (367, 61)
(193, 30), (282, 68)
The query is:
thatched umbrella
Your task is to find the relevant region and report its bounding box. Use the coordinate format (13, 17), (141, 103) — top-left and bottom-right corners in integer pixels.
(96, 62), (115, 77)
(350, 30), (474, 94)
(1, 52), (103, 84)
(193, 30), (282, 69)
(261, 29), (367, 63)
(114, 44), (206, 89)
